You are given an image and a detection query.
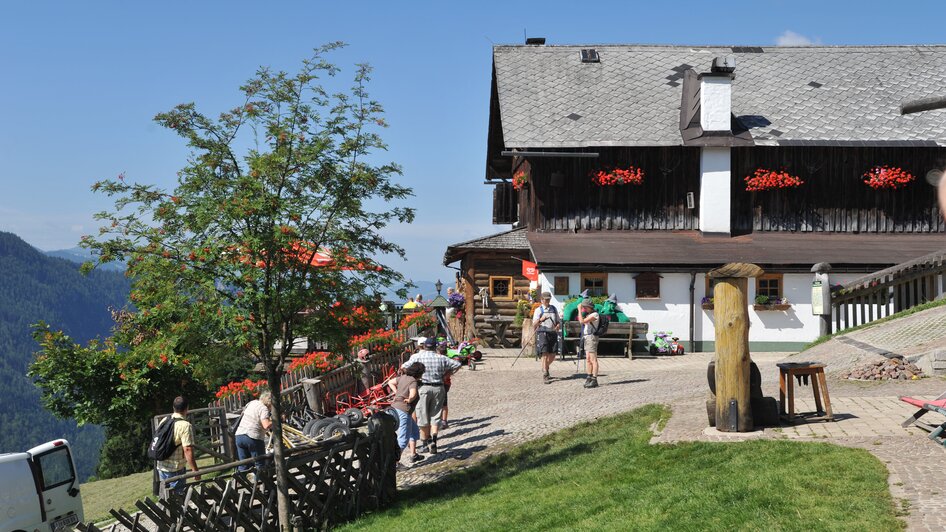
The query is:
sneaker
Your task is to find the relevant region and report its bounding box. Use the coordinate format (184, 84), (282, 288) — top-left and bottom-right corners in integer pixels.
(439, 420), (449, 430)
(410, 453), (425, 464)
(429, 442), (438, 454)
(587, 377), (599, 389)
(543, 373), (552, 384)
(583, 377), (593, 388)
(418, 440), (430, 453)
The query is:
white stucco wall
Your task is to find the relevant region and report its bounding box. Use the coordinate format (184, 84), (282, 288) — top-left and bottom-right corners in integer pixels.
(699, 147), (731, 234)
(538, 270), (869, 348)
(700, 76), (732, 131)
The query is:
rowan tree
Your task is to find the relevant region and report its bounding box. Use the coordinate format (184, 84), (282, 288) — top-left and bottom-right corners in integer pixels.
(72, 43), (412, 526)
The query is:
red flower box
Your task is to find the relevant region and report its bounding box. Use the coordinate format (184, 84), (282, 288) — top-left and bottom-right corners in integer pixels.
(512, 170), (529, 191)
(591, 166), (644, 186)
(744, 169), (804, 192)
(862, 166), (914, 190)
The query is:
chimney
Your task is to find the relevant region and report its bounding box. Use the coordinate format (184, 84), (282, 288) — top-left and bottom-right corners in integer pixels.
(699, 56), (735, 132)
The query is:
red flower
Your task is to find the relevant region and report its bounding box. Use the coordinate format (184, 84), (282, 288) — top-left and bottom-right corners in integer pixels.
(591, 166), (645, 186)
(744, 169), (804, 192)
(862, 166), (914, 190)
(512, 170), (529, 191)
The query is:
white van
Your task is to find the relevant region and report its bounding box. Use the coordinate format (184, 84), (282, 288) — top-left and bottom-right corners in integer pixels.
(0, 439), (84, 532)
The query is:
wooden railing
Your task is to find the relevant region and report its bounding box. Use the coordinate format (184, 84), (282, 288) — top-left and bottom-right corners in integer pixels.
(831, 249), (946, 334)
(210, 316), (431, 415)
(77, 416), (399, 532)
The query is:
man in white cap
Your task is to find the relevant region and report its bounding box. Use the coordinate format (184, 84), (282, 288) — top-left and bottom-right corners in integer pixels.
(533, 291), (560, 384)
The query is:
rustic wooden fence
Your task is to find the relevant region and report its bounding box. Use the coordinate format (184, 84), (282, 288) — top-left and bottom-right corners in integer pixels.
(831, 249), (946, 334)
(77, 415), (399, 532)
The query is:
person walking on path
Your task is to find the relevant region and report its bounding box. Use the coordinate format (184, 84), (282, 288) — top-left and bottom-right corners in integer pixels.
(579, 299), (601, 388)
(155, 396), (200, 495)
(387, 362), (426, 469)
(533, 291), (561, 384)
(234, 390), (273, 472)
(437, 340), (452, 428)
(401, 337), (461, 454)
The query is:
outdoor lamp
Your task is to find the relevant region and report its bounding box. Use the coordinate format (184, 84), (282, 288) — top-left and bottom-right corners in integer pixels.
(379, 302), (388, 312)
(435, 279), (443, 294)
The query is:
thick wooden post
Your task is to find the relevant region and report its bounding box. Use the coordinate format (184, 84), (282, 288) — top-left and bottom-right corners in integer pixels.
(709, 263), (762, 432)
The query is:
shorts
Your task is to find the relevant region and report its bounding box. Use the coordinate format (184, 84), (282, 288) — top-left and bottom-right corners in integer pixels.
(535, 329), (559, 355)
(582, 334), (599, 354)
(415, 385), (445, 427)
(393, 408), (420, 449)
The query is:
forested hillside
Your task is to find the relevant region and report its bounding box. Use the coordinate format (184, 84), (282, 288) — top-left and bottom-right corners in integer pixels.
(0, 232), (129, 480)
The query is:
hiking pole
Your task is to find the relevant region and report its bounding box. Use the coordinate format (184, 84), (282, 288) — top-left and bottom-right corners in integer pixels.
(511, 327), (538, 367)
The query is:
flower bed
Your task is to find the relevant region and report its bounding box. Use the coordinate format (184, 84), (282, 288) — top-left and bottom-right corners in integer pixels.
(744, 169), (804, 192)
(591, 166), (644, 186)
(287, 350), (344, 374)
(862, 166), (914, 190)
(215, 377), (268, 400)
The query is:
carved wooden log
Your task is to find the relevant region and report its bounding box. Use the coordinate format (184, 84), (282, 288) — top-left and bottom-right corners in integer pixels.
(711, 262), (763, 432)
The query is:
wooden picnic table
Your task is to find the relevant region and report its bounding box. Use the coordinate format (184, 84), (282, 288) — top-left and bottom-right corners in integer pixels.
(484, 316), (515, 347)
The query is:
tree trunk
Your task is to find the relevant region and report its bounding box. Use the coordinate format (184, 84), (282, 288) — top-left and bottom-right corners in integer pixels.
(266, 364), (293, 530)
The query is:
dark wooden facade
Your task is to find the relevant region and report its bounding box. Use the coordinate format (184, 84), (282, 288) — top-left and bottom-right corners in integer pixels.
(520, 146), (701, 231)
(506, 145), (946, 235)
(731, 146), (946, 234)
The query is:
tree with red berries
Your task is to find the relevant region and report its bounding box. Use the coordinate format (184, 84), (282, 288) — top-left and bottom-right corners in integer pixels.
(38, 43), (413, 528)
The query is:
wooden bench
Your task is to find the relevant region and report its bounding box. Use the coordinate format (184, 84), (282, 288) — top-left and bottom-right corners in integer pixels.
(562, 320), (649, 359)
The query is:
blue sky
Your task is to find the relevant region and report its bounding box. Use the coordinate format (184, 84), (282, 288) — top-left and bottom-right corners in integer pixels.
(1, 0), (944, 286)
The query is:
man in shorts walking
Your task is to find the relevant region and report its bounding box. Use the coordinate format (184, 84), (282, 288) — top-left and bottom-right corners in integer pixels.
(533, 291), (560, 384)
(579, 299), (600, 388)
(401, 337), (461, 454)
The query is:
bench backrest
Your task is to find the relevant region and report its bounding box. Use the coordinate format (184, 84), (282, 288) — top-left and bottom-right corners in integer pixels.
(563, 321), (648, 337)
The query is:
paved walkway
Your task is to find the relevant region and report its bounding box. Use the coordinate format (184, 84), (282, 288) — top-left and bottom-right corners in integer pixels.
(398, 349), (946, 531)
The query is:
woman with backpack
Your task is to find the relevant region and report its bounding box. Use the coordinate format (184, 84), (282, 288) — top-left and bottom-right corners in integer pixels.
(579, 299), (601, 388)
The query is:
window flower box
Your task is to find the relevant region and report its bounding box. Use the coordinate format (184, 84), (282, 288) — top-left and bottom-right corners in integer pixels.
(744, 168), (804, 192)
(591, 165), (644, 186)
(701, 303), (714, 310)
(753, 304), (792, 311)
(862, 165), (914, 190)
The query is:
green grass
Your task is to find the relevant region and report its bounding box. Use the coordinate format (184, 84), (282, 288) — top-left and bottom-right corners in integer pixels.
(804, 296), (946, 350)
(80, 470), (154, 524)
(341, 405), (903, 532)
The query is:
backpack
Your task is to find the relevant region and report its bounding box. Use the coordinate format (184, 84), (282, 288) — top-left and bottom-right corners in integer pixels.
(536, 305), (558, 329)
(148, 418), (179, 461)
(592, 314), (611, 337)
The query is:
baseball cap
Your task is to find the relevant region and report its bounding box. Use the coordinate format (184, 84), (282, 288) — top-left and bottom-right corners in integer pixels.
(423, 337), (437, 349)
(541, 291), (552, 300)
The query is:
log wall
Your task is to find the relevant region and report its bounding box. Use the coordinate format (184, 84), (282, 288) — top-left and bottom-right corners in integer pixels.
(463, 252), (532, 347)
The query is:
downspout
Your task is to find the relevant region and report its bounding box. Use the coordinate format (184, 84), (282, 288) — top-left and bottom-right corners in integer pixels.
(689, 271), (696, 353)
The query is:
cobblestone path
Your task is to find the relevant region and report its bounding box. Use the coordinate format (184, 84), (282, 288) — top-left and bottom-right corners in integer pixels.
(398, 350), (946, 531)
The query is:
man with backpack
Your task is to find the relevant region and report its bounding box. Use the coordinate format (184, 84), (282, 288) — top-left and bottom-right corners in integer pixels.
(153, 396), (199, 495)
(533, 291), (560, 384)
(578, 298), (606, 388)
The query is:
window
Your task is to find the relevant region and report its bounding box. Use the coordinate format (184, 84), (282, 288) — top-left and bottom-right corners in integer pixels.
(489, 276), (514, 300)
(580, 273), (607, 297)
(554, 276), (570, 296)
(37, 447), (75, 490)
(756, 273), (783, 300)
(635, 272), (662, 299)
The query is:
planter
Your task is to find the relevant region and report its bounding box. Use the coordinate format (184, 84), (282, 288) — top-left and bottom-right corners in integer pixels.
(753, 304), (791, 311)
(701, 303), (714, 310)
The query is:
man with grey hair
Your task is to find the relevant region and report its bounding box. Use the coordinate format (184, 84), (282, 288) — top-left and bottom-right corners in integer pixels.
(533, 291), (560, 384)
(401, 337), (461, 454)
(235, 390), (273, 472)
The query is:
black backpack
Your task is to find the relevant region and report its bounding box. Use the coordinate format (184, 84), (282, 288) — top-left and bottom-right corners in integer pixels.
(593, 314), (611, 337)
(148, 418), (179, 461)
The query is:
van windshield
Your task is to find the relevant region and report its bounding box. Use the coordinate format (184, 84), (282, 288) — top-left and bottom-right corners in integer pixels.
(37, 447), (74, 490)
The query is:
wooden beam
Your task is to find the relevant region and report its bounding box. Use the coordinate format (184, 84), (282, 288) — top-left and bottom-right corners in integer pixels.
(713, 262), (757, 432)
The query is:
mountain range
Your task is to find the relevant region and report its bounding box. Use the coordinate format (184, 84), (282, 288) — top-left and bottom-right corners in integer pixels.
(0, 232), (130, 480)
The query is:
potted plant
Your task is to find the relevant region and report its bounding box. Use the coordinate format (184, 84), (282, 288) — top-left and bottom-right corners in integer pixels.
(700, 296), (714, 310)
(753, 295), (791, 311)
(744, 168), (804, 192)
(591, 165), (645, 186)
(862, 165), (914, 190)
(512, 169), (529, 190)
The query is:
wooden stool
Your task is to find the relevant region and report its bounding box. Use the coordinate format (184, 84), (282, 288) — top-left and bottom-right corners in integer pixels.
(777, 362), (834, 422)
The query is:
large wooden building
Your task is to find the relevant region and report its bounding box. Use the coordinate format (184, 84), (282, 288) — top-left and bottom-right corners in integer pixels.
(445, 43), (946, 351)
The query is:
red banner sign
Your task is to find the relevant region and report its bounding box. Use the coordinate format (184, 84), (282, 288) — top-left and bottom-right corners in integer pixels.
(522, 260), (539, 281)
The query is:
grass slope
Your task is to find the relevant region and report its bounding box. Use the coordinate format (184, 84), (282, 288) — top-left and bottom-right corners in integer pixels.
(80, 470), (154, 524)
(342, 405), (902, 531)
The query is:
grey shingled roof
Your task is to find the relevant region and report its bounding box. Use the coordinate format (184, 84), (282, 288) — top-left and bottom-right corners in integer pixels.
(443, 227), (530, 265)
(493, 44), (946, 148)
